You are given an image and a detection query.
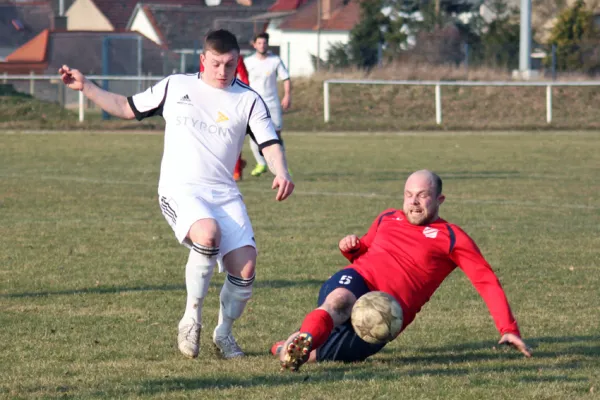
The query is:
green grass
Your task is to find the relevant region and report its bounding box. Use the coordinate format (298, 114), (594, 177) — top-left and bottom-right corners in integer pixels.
(1, 131), (599, 399)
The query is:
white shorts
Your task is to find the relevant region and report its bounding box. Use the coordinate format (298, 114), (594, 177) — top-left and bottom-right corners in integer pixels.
(267, 102), (283, 131)
(158, 193), (256, 258)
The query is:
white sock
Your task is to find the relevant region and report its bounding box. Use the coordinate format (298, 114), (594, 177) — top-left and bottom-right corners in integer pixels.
(214, 274), (254, 338)
(181, 243), (219, 326)
(250, 140), (266, 166)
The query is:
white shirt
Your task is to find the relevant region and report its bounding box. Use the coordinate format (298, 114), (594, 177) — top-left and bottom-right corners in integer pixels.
(244, 52), (290, 107)
(128, 73), (279, 200)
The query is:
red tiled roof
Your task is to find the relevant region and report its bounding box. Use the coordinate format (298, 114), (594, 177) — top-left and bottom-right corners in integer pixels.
(277, 0), (360, 31)
(0, 30), (176, 74)
(5, 28), (49, 62)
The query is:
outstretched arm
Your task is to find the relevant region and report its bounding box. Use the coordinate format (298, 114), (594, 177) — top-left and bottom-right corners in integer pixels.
(59, 65), (135, 120)
(450, 226), (532, 357)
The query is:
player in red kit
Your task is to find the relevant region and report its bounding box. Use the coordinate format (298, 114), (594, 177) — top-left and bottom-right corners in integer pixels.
(200, 55), (249, 181)
(274, 170), (532, 371)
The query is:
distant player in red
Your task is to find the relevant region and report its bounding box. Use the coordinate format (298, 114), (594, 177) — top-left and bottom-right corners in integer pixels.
(275, 170), (532, 371)
(200, 55), (249, 181)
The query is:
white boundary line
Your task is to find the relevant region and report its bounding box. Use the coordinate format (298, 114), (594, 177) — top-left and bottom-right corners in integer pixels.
(2, 130), (600, 137)
(1, 174), (598, 210)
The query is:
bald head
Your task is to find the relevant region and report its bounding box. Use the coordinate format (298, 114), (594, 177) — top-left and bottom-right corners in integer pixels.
(405, 170), (443, 196)
(403, 170), (445, 225)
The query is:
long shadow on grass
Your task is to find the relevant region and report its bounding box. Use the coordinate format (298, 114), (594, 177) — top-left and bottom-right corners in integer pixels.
(416, 335), (600, 354)
(380, 335), (600, 365)
(134, 357), (589, 395)
(1, 279), (322, 298)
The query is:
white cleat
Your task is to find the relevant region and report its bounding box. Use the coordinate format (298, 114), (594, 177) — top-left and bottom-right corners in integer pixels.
(178, 319), (201, 358)
(213, 331), (245, 359)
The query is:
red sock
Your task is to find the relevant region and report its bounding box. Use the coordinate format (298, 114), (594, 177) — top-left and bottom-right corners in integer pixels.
(234, 157), (242, 176)
(299, 309), (334, 349)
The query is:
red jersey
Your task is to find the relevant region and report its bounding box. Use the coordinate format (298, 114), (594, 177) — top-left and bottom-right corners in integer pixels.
(199, 55), (249, 85)
(342, 209), (520, 337)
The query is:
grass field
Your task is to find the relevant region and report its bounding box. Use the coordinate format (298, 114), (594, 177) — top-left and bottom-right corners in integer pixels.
(1, 130), (599, 399)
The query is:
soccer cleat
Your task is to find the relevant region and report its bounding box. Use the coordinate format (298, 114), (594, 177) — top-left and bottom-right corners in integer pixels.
(178, 319), (202, 359)
(270, 340), (285, 356)
(280, 333), (313, 372)
(213, 332), (245, 359)
(233, 158), (247, 181)
(250, 164), (268, 177)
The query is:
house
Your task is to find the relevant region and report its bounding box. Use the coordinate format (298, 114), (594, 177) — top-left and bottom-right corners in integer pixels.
(64, 0), (201, 31)
(266, 0), (360, 76)
(0, 0), (57, 61)
(0, 29), (177, 102)
(126, 0), (275, 71)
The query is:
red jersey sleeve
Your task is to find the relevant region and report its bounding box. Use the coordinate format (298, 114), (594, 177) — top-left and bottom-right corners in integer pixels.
(449, 225), (521, 336)
(341, 208), (396, 262)
(236, 56), (250, 85)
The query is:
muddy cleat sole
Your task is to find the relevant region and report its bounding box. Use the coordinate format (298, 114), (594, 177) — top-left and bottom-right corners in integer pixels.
(280, 333), (312, 372)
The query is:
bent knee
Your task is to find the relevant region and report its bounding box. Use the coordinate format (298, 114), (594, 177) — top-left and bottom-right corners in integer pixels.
(188, 218), (220, 247)
(323, 288), (356, 317)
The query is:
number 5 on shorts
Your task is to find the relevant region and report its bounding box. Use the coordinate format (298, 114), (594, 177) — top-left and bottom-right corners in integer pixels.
(339, 275), (353, 285)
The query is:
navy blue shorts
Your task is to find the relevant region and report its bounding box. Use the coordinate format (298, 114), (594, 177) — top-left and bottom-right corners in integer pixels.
(315, 268), (386, 362)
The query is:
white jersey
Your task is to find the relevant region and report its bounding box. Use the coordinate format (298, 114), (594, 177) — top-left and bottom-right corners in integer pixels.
(244, 52), (290, 107)
(128, 73), (279, 200)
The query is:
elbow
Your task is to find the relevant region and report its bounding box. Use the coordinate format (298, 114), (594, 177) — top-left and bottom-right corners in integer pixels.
(122, 99), (137, 120)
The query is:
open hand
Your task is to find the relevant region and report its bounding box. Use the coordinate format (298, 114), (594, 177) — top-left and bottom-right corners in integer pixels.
(499, 333), (532, 357)
(272, 173), (294, 201)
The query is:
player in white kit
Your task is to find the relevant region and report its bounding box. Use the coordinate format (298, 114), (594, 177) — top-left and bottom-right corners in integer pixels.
(58, 29), (294, 360)
(244, 32), (292, 177)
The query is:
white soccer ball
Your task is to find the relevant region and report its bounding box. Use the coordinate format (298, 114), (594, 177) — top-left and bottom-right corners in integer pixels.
(351, 291), (403, 345)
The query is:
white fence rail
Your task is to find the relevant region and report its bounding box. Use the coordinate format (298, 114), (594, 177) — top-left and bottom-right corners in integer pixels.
(5, 74), (600, 125)
(322, 79), (600, 125)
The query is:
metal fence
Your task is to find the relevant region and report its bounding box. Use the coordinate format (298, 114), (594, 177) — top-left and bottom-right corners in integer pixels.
(5, 74), (600, 125)
(323, 79), (600, 125)
(1, 74), (161, 122)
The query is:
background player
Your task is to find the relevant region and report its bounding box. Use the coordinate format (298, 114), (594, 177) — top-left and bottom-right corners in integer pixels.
(274, 170), (531, 371)
(59, 29), (294, 360)
(244, 32), (292, 177)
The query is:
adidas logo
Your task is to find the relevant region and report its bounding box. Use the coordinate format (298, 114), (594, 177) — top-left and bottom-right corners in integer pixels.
(216, 112), (229, 123)
(423, 227), (438, 239)
(180, 94), (191, 102)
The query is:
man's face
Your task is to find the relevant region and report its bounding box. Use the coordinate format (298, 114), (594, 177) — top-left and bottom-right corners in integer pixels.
(200, 49), (238, 89)
(403, 174), (444, 225)
(253, 38), (268, 54)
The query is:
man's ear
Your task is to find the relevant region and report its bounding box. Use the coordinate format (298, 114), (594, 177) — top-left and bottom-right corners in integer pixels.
(438, 194), (446, 205)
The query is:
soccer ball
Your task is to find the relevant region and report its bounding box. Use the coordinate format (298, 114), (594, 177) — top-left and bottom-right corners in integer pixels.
(351, 291), (403, 345)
